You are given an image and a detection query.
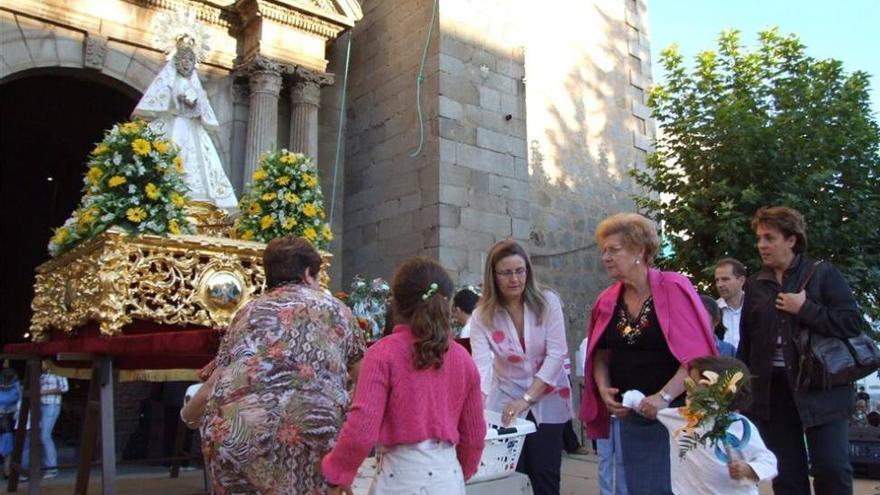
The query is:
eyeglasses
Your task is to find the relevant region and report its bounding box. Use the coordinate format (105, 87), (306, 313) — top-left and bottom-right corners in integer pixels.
(495, 267), (527, 279)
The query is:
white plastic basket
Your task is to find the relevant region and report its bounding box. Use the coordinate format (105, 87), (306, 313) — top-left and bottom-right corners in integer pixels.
(468, 409), (537, 484)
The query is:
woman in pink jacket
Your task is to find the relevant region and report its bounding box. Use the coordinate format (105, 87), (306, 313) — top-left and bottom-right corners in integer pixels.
(470, 240), (572, 495)
(579, 213), (717, 495)
(322, 257), (486, 494)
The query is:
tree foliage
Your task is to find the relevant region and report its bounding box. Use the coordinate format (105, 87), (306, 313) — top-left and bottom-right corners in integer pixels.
(632, 28), (880, 320)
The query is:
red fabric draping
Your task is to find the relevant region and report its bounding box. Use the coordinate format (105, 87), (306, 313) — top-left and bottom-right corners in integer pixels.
(2, 321), (220, 370)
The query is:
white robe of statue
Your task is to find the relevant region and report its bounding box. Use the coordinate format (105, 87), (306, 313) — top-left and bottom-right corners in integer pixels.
(132, 48), (237, 209)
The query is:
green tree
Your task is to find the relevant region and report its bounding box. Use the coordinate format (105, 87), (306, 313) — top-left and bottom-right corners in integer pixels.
(633, 28), (880, 320)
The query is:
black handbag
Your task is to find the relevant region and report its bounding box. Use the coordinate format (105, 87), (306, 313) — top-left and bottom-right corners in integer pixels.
(795, 261), (880, 390)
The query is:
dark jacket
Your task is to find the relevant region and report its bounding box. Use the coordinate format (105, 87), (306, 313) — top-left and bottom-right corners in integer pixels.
(737, 254), (863, 427)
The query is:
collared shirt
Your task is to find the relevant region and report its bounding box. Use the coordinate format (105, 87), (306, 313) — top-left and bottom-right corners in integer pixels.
(40, 373), (68, 405)
(716, 295), (743, 350)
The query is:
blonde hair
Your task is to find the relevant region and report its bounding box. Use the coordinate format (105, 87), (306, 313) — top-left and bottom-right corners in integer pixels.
(477, 240), (547, 326)
(595, 213), (660, 266)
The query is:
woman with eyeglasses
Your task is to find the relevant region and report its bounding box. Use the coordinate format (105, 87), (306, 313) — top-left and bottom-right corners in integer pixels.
(470, 240), (572, 494)
(579, 213), (718, 494)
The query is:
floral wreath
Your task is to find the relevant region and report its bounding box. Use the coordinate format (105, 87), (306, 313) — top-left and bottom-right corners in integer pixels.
(233, 149), (333, 249)
(48, 119), (192, 257)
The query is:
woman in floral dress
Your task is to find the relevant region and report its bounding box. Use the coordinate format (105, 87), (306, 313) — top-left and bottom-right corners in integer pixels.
(201, 235), (365, 494)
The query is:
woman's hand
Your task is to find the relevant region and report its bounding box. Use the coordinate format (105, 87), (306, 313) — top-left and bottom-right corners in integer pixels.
(637, 393), (669, 420)
(775, 290), (806, 315)
(502, 398), (530, 426)
(728, 460), (759, 481)
(598, 386), (628, 417)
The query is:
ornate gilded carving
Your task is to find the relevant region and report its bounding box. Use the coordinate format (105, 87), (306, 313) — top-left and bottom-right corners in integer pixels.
(30, 227), (332, 341)
(186, 200), (234, 237)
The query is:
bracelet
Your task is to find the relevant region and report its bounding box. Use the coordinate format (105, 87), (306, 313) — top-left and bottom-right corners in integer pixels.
(522, 392), (537, 405)
(659, 390), (673, 403)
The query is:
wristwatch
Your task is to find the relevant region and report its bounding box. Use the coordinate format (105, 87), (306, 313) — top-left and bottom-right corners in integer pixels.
(522, 392), (537, 404)
(659, 390), (673, 403)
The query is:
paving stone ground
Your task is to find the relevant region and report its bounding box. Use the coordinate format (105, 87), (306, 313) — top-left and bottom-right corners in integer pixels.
(8, 453), (880, 494)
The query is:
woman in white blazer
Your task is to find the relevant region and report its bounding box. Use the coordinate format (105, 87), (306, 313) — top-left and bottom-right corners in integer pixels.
(470, 240), (572, 495)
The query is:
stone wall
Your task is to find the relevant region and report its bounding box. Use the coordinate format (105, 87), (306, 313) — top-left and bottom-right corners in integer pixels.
(340, 0), (654, 365)
(525, 0), (655, 356)
(340, 0), (441, 284)
(435, 0), (529, 286)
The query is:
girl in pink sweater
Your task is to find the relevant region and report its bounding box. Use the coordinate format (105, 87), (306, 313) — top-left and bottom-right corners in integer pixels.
(322, 257), (486, 494)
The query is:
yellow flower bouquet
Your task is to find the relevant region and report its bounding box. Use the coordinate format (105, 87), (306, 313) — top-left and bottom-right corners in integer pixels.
(48, 119), (192, 257)
(234, 149), (333, 249)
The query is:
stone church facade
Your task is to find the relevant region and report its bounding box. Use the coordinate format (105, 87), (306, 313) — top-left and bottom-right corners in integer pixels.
(2, 0), (654, 360)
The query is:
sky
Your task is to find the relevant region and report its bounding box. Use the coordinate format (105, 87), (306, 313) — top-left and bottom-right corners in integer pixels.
(648, 0), (880, 116)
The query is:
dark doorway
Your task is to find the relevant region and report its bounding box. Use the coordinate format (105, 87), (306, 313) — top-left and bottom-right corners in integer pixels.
(0, 69), (139, 347)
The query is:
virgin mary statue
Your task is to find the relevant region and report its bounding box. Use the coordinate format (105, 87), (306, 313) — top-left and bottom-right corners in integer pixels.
(133, 26), (237, 210)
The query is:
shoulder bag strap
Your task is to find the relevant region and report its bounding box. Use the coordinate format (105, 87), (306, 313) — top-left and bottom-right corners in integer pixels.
(797, 260), (823, 293)
(794, 260), (823, 390)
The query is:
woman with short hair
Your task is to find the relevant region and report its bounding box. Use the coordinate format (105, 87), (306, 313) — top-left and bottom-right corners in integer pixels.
(580, 213), (717, 495)
(201, 235), (365, 494)
(738, 206), (863, 494)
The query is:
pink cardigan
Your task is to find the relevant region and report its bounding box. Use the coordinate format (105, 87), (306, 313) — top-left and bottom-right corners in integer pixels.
(322, 325), (487, 486)
(578, 269), (717, 439)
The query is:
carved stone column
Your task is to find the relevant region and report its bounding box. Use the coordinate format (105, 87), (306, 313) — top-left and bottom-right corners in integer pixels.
(288, 67), (334, 162)
(242, 57), (283, 184)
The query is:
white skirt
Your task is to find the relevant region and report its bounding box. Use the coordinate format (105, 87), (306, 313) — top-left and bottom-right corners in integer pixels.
(368, 440), (466, 495)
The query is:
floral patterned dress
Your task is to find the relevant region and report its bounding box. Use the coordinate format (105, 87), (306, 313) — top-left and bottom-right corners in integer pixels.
(201, 283), (365, 494)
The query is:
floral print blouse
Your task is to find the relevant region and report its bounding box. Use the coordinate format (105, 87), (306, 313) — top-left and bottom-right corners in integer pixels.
(201, 283), (366, 495)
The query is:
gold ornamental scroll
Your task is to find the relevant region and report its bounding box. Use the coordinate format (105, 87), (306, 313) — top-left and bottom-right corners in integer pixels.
(30, 227), (332, 341)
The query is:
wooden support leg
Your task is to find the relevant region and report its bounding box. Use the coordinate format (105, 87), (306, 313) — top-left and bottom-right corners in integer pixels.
(99, 356), (116, 495)
(170, 418), (187, 479)
(74, 364), (102, 495)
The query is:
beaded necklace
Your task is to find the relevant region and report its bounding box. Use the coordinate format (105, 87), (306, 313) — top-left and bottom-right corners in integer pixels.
(616, 296), (654, 345)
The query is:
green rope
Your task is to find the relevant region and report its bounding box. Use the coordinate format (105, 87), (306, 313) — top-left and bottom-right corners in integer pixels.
(409, 0), (439, 158)
(329, 31), (352, 226)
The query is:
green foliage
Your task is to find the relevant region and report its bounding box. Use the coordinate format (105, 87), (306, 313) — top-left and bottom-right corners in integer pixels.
(633, 28), (880, 319)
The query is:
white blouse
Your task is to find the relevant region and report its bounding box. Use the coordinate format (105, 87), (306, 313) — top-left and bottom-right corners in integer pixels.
(470, 290), (573, 425)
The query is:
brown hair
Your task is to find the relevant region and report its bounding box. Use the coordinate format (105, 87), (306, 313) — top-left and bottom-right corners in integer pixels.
(688, 356), (753, 411)
(477, 240), (547, 326)
(263, 235), (322, 289)
(595, 213), (661, 266)
(751, 206), (807, 254)
(716, 257), (747, 278)
(391, 257), (454, 370)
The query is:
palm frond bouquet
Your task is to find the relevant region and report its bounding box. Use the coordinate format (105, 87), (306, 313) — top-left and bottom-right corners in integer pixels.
(676, 369), (749, 460)
(48, 120), (193, 257)
(233, 149), (333, 249)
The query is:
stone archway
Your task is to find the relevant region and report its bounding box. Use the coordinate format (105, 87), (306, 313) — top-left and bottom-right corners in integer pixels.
(0, 12), (161, 95)
(0, 69), (140, 347)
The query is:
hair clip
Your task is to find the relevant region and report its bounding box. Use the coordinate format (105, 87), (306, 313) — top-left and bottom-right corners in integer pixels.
(421, 282), (439, 301)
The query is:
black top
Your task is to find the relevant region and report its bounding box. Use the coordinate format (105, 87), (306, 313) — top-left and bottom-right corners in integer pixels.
(596, 291), (683, 407)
